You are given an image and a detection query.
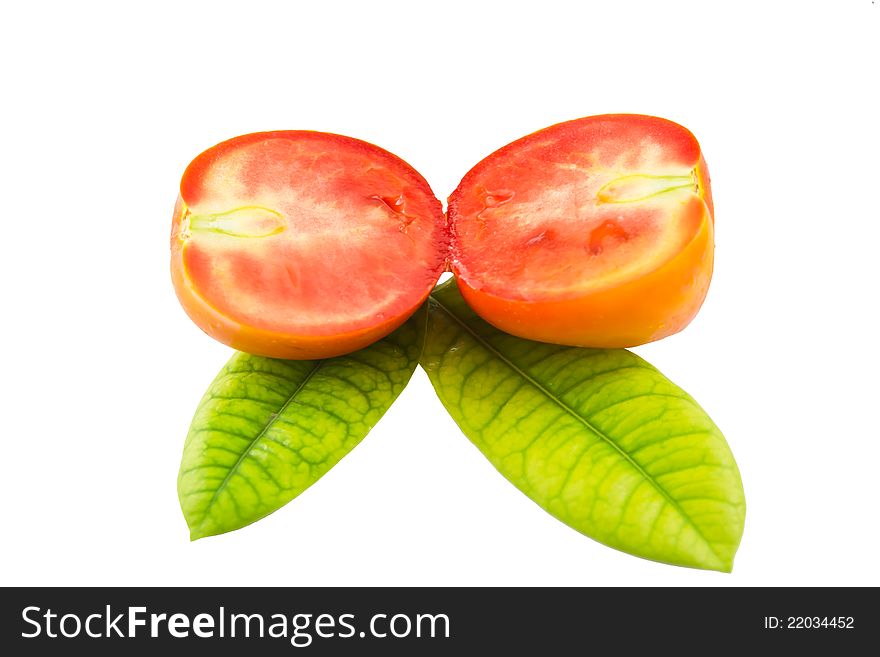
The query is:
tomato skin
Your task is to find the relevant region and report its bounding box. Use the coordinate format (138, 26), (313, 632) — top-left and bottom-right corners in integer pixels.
(171, 132), (446, 359)
(448, 115), (715, 348)
(171, 197), (425, 359)
(456, 209), (713, 347)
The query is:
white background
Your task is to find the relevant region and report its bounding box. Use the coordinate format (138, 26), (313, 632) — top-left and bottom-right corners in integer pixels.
(2, 1), (878, 586)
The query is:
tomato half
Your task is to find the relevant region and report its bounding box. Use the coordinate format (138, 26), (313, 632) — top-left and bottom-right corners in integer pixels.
(171, 131), (447, 359)
(447, 114), (714, 348)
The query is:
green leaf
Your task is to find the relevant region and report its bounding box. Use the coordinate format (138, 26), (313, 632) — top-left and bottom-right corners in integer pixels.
(178, 306), (426, 540)
(421, 281), (745, 571)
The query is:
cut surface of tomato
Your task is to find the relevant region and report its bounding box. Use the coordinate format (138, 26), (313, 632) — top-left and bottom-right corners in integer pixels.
(171, 131), (447, 359)
(448, 114), (714, 348)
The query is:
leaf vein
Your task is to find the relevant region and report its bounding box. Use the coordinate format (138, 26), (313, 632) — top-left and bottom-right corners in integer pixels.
(429, 295), (726, 567)
(192, 361), (326, 530)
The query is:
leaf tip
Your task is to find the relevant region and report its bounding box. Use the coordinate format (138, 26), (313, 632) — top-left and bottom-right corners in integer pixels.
(185, 516), (213, 542)
(186, 510), (228, 541)
(189, 525), (216, 541)
(700, 552), (736, 573)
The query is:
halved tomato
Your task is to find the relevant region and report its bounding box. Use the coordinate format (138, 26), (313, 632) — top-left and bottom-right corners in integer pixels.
(447, 114), (714, 348)
(171, 131), (447, 359)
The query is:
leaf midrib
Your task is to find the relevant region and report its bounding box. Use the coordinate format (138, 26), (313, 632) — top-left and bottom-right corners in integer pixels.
(428, 296), (725, 568)
(192, 360), (325, 532)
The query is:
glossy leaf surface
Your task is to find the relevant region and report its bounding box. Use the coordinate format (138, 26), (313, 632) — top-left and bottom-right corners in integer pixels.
(421, 281), (745, 571)
(179, 307), (425, 539)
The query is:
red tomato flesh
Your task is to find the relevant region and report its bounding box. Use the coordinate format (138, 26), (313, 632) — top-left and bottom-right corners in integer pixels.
(171, 131), (447, 359)
(447, 114), (714, 348)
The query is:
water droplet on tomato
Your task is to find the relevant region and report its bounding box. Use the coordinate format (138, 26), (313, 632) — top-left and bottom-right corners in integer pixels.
(588, 220), (629, 256)
(483, 189), (515, 207)
(371, 194), (406, 214)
